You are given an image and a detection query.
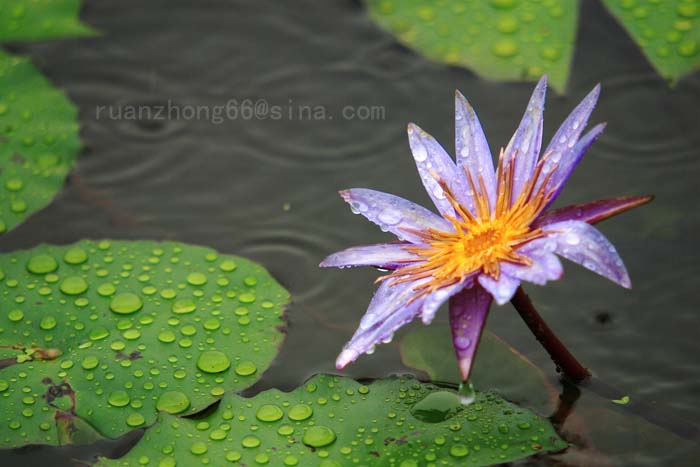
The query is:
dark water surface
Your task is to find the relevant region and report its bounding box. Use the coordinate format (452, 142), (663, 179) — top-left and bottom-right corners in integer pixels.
(1, 0), (699, 465)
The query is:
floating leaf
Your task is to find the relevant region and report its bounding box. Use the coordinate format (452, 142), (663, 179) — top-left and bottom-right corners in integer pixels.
(0, 0), (93, 234)
(97, 374), (567, 467)
(366, 0), (578, 92)
(0, 0), (94, 42)
(601, 0), (700, 82)
(0, 50), (81, 234)
(0, 240), (290, 448)
(401, 327), (556, 414)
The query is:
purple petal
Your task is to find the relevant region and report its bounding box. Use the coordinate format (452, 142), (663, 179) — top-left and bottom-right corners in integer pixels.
(340, 188), (452, 244)
(501, 239), (563, 286)
(538, 123), (606, 206)
(448, 285), (492, 381)
(336, 278), (427, 369)
(502, 76), (547, 201)
(407, 123), (468, 218)
(455, 91), (497, 213)
(538, 84), (600, 202)
(533, 196), (653, 228)
(319, 243), (419, 270)
(478, 272), (521, 305)
(420, 277), (473, 325)
(542, 220), (631, 288)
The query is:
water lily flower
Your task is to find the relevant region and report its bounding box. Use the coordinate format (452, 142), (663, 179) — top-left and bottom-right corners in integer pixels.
(320, 76), (650, 382)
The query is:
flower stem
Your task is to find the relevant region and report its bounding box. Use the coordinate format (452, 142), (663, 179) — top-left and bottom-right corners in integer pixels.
(511, 286), (591, 384)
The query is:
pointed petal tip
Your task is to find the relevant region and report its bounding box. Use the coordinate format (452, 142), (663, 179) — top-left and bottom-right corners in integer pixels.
(535, 74), (548, 89)
(455, 89), (468, 102)
(457, 358), (472, 382)
(622, 276), (632, 289)
(639, 194), (655, 204)
(335, 348), (358, 370)
(589, 83), (601, 100)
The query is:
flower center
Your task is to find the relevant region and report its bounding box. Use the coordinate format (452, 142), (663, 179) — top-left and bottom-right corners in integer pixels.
(380, 149), (559, 301)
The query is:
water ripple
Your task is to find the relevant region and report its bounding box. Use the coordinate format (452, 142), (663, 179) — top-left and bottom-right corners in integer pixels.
(595, 73), (700, 167)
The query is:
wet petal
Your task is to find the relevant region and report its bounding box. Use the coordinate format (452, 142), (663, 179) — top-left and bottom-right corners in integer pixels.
(543, 220), (631, 288)
(538, 123), (606, 205)
(340, 188), (452, 243)
(539, 84), (600, 202)
(533, 196), (653, 228)
(455, 90), (497, 213)
(336, 278), (426, 369)
(320, 243), (420, 270)
(478, 272), (521, 305)
(420, 277), (473, 325)
(502, 240), (563, 286)
(503, 76), (547, 201)
(407, 123), (468, 217)
(448, 285), (492, 381)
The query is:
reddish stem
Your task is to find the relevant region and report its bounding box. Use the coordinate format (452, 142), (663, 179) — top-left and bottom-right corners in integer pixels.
(511, 286), (591, 384)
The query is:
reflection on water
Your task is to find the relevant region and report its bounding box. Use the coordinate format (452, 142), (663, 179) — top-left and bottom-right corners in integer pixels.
(0, 0), (698, 465)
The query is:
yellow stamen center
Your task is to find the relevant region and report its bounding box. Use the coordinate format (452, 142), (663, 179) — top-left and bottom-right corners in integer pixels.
(382, 149), (559, 302)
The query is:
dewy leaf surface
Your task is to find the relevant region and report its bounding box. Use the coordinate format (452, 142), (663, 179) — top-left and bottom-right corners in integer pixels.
(0, 240), (290, 448)
(0, 0), (94, 42)
(366, 0), (578, 92)
(97, 374), (567, 467)
(601, 0), (700, 81)
(0, 50), (81, 234)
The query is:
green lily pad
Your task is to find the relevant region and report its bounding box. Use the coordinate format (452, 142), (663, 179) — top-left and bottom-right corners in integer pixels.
(97, 374), (567, 467)
(0, 240), (290, 448)
(401, 327), (557, 415)
(0, 0), (94, 43)
(0, 50), (80, 234)
(366, 0), (578, 92)
(601, 0), (700, 82)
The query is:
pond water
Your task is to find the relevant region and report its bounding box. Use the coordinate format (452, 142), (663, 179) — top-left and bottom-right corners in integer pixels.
(1, 0), (699, 465)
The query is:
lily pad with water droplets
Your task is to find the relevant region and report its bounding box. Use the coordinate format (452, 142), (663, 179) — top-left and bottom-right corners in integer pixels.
(97, 374), (567, 467)
(366, 0), (578, 92)
(0, 0), (95, 43)
(601, 0), (700, 82)
(0, 50), (80, 234)
(0, 240), (290, 448)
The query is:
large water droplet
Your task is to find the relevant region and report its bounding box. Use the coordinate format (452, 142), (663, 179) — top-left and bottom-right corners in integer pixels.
(108, 390), (130, 407)
(410, 390), (461, 422)
(287, 403), (313, 421)
(196, 350), (230, 373)
(302, 425), (336, 447)
(26, 255), (58, 274)
(234, 361), (257, 376)
(156, 391), (190, 414)
(256, 404), (284, 422)
(60, 276), (89, 295)
(458, 380), (476, 405)
(110, 293), (143, 314)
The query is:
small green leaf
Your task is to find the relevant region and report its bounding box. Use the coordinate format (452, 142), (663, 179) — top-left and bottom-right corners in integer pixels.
(366, 0), (578, 92)
(601, 0), (700, 82)
(0, 240), (289, 448)
(97, 374), (567, 467)
(0, 50), (80, 234)
(611, 395), (631, 405)
(401, 327), (556, 414)
(0, 0), (95, 43)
